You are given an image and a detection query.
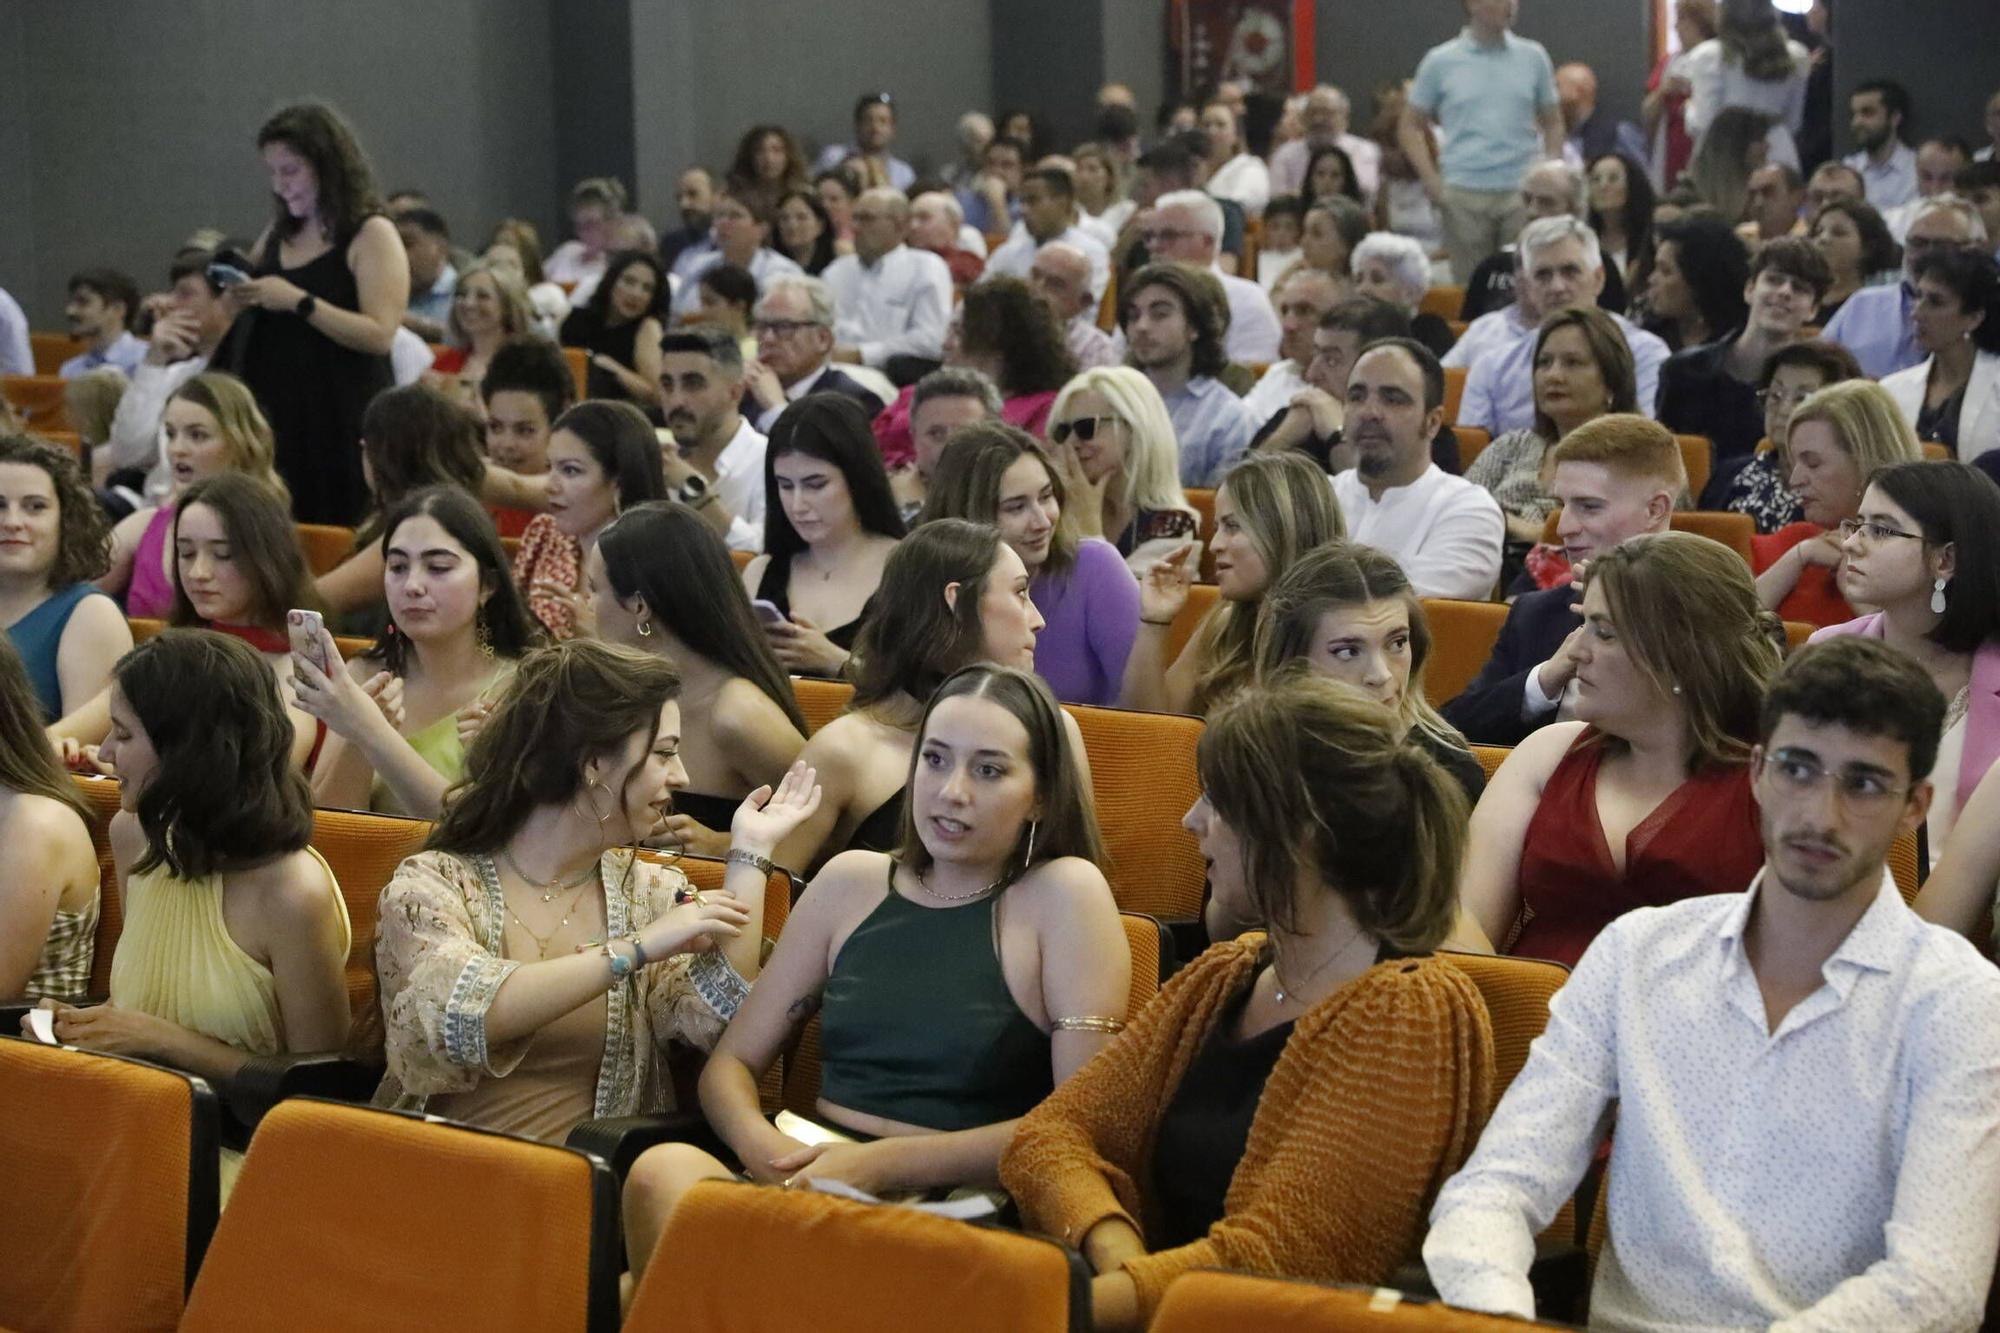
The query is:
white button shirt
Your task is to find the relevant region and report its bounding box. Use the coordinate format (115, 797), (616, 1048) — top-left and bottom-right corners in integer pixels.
(983, 223), (1111, 304)
(1425, 871), (2000, 1333)
(709, 415), (768, 552)
(1332, 464), (1504, 600)
(820, 244), (953, 367)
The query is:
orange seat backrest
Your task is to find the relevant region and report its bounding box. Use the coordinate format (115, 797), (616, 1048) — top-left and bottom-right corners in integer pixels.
(1421, 285), (1466, 320)
(632, 1180), (1082, 1332)
(1922, 441), (1951, 461)
(1674, 435), (1713, 503)
(1167, 582), (1221, 662)
(181, 1099), (617, 1332)
(1420, 598), (1510, 705)
(1668, 510), (1755, 565)
(1453, 426), (1491, 472)
(31, 331), (87, 375)
(2, 373), (72, 431)
(70, 774), (125, 995)
(1887, 829), (1920, 905)
(653, 851), (792, 943)
(563, 347), (589, 401)
(295, 523), (357, 577)
(40, 428), (84, 461)
(310, 808), (433, 1019)
(1443, 366), (1468, 425)
(1185, 486), (1218, 582)
(1783, 620), (1814, 651)
(791, 676), (856, 736)
(731, 547), (754, 571)
(1065, 703), (1207, 919)
(126, 617), (371, 659)
(1471, 744), (1510, 781)
(0, 1040), (218, 1332)
(1154, 1272), (1568, 1331)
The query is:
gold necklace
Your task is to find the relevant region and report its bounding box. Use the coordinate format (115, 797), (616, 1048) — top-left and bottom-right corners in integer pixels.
(915, 864), (1005, 903)
(503, 877), (594, 959)
(501, 847), (600, 903)
(1271, 928), (1376, 1006)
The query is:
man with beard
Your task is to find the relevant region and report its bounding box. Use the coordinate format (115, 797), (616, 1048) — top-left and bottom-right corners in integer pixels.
(657, 326), (766, 552)
(1842, 79), (1919, 212)
(1330, 338), (1502, 599)
(1426, 637), (2000, 1332)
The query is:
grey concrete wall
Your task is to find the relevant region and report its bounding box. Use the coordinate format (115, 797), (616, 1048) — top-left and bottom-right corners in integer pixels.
(1828, 0), (1997, 150)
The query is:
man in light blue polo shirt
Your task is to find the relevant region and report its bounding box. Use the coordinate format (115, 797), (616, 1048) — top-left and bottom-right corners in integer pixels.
(1401, 0), (1565, 285)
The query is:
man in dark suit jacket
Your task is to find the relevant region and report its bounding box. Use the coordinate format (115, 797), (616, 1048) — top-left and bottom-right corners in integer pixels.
(1440, 418), (1682, 744)
(741, 274), (886, 432)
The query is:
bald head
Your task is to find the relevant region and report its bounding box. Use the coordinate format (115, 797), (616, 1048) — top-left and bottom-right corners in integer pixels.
(1556, 63), (1598, 130)
(852, 188), (909, 262)
(1304, 85), (1350, 140)
(1029, 242), (1095, 320)
(908, 191), (962, 251)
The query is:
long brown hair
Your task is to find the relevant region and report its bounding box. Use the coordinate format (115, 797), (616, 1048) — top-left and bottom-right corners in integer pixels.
(894, 664), (1104, 880)
(256, 101), (384, 244)
(920, 422), (1079, 578)
(848, 520), (1007, 719)
(1199, 669), (1466, 951)
(169, 473), (318, 631)
(0, 636), (88, 821)
(428, 639), (682, 855)
(167, 372), (290, 506)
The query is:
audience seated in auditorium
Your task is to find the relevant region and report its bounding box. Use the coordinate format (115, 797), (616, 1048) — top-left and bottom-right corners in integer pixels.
(394, 208), (458, 343)
(1138, 192), (1281, 363)
(656, 327), (767, 552)
(670, 190), (805, 323)
(585, 502), (807, 855)
(30, 630), (352, 1172)
(820, 189), (954, 374)
(0, 436), (130, 724)
(692, 263), (759, 361)
(295, 487), (537, 817)
(477, 340), (573, 538)
(1843, 78), (1919, 211)
(1258, 541), (1484, 800)
(59, 268), (146, 379)
(1657, 235), (1830, 467)
(1240, 266), (1345, 426)
(372, 638), (808, 1162)
(1252, 195), (1305, 293)
(1445, 416), (1682, 746)
(1461, 217), (1666, 435)
(1296, 196), (1370, 293)
(1466, 306), (1641, 568)
(1711, 339), (1860, 533)
(1825, 194), (1988, 378)
(924, 423), (1139, 707)
(1880, 246), (2000, 462)
(545, 178), (627, 290)
(743, 275), (887, 436)
(1812, 460), (2000, 870)
(1958, 160), (2000, 249)
(1199, 98), (1270, 218)
(558, 250), (668, 409)
(1028, 243), (1118, 374)
(1120, 263), (1254, 488)
(425, 258), (536, 402)
(1271, 85), (1381, 202)
(1455, 531), (1778, 965)
(1753, 380), (1922, 628)
(656, 168), (717, 275)
(1741, 161), (1806, 244)
(1351, 232), (1457, 359)
(985, 168), (1111, 301)
(1333, 339), (1504, 600)
(102, 374), (289, 621)
(1807, 196), (1897, 326)
(99, 249), (238, 502)
(1642, 213), (1750, 358)
(483, 217), (572, 340)
(1046, 366), (1200, 567)
(889, 367), (1001, 522)
(1005, 670), (1492, 1332)
(514, 401), (666, 641)
(813, 91), (916, 193)
(1586, 154), (1657, 303)
(907, 189), (985, 290)
(815, 166), (865, 255)
(1124, 452), (1343, 717)
(1458, 163), (1628, 321)
(622, 662), (1126, 1282)
(728, 124), (812, 214)
(0, 636), (99, 1001)
(1074, 138), (1135, 237)
(1428, 636), (2000, 1332)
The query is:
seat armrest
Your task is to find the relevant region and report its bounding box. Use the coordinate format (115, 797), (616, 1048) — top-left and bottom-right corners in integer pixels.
(225, 1052), (383, 1128)
(566, 1110), (728, 1180)
(1387, 1236), (1589, 1327)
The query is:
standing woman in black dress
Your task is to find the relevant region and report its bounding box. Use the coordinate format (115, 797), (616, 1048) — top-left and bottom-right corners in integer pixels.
(222, 101), (407, 525)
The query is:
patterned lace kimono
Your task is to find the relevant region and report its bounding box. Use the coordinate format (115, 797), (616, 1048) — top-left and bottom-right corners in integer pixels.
(372, 847), (750, 1134)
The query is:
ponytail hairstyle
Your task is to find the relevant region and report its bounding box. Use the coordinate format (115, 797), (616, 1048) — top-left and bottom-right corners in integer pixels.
(895, 664), (1104, 881)
(116, 629), (313, 879)
(427, 638), (681, 855)
(847, 519), (1007, 719)
(1199, 669), (1466, 952)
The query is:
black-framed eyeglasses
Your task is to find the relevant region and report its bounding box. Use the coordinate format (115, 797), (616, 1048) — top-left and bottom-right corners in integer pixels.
(1050, 416), (1120, 444)
(1836, 517), (1925, 544)
(1756, 385), (1820, 409)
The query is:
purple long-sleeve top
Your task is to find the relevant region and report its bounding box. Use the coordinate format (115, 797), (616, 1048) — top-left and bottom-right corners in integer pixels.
(1031, 538), (1141, 707)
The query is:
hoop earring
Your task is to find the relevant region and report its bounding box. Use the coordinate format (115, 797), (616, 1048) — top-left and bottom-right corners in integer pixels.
(584, 774), (616, 829)
(637, 614), (654, 638)
(1932, 576), (1949, 615)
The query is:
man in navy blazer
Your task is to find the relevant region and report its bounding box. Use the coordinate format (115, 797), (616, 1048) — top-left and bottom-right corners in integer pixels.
(741, 274), (886, 433)
(1442, 417), (1683, 745)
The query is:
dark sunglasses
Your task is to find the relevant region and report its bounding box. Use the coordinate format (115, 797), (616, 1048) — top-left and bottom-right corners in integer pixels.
(1050, 415), (1119, 444)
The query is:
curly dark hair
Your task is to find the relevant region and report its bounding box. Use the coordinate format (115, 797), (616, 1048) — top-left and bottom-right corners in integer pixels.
(960, 275), (1077, 396)
(772, 189), (839, 276)
(1122, 262), (1231, 380)
(117, 629), (314, 880)
(1811, 198), (1902, 281)
(256, 101), (384, 244)
(1656, 214), (1750, 341)
(0, 434), (111, 587)
(726, 124), (810, 202)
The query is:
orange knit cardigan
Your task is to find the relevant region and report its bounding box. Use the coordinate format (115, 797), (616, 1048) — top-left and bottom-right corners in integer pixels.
(999, 938), (1496, 1320)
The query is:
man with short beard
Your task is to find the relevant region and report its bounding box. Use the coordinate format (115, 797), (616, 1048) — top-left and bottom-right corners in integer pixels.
(657, 326), (765, 551)
(1842, 79), (1918, 211)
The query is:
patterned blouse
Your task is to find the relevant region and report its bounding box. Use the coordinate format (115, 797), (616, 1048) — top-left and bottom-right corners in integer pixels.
(27, 899), (100, 1001)
(1716, 451), (1806, 534)
(512, 513), (584, 641)
(371, 848), (750, 1122)
(1464, 430), (1558, 524)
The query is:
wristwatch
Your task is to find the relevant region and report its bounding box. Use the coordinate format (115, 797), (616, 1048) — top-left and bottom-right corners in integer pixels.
(675, 473), (714, 508)
(295, 293), (318, 320)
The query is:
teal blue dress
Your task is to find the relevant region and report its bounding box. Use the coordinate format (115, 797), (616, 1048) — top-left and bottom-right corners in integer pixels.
(6, 583), (107, 720)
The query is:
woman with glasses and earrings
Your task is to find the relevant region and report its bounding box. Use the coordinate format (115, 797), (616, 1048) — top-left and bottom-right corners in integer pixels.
(1046, 367), (1199, 572)
(1751, 381), (1923, 628)
(1811, 460), (2000, 871)
(1711, 340), (1862, 533)
(1881, 247), (2000, 464)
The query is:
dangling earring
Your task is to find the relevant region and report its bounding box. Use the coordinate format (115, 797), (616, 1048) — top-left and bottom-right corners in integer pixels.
(1932, 576), (1949, 615)
(637, 613), (654, 638)
(475, 607), (494, 659)
(1022, 820), (1038, 869)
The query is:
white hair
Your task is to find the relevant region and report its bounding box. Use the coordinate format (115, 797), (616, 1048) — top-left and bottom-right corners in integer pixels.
(916, 190), (964, 229)
(1517, 214), (1603, 277)
(1908, 192), (1990, 244)
(1523, 159), (1588, 214)
(1154, 189), (1224, 241)
(1351, 232), (1432, 306)
(757, 274), (836, 328)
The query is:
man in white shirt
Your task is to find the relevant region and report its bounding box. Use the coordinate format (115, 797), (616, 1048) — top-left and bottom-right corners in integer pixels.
(1425, 636), (2000, 1332)
(1240, 266), (1344, 425)
(1141, 190), (1282, 363)
(820, 189), (952, 372)
(1026, 244), (1117, 371)
(657, 327), (766, 553)
(1333, 338), (1503, 599)
(741, 276), (884, 436)
(811, 91), (915, 193)
(1842, 80), (1919, 211)
(1268, 85), (1382, 203)
(101, 250), (234, 499)
(59, 268), (146, 379)
(1882, 137), (1972, 242)
(983, 168), (1110, 304)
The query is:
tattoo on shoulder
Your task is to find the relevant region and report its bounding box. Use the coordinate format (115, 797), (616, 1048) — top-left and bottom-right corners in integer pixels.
(785, 992), (822, 1025)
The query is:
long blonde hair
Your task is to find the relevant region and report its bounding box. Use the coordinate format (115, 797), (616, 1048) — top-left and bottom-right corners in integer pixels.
(1787, 379), (1924, 477)
(167, 372), (290, 506)
(1050, 366), (1194, 523)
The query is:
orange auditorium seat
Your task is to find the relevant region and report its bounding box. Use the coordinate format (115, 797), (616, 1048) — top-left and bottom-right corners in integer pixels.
(1442, 366), (1467, 424)
(1065, 703), (1207, 919)
(1420, 598), (1509, 704)
(31, 331), (87, 375)
(791, 676), (856, 735)
(731, 547), (754, 571)
(310, 808), (432, 1019)
(1153, 1272), (1578, 1330)
(70, 773), (124, 995)
(1452, 427), (1492, 472)
(1471, 745), (1509, 781)
(1673, 435), (1712, 503)
(1421, 285), (1466, 319)
(295, 522), (357, 577)
(2, 374), (71, 431)
(1185, 486), (1218, 582)
(1668, 511), (1754, 565)
(1167, 582), (1220, 662)
(563, 346), (589, 400)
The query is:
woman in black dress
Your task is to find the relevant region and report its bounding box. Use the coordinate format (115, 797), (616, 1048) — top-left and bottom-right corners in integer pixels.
(558, 250), (668, 408)
(221, 101), (407, 525)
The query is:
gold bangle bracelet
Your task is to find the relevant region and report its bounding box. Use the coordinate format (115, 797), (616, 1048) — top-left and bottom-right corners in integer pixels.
(1051, 1015), (1126, 1034)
